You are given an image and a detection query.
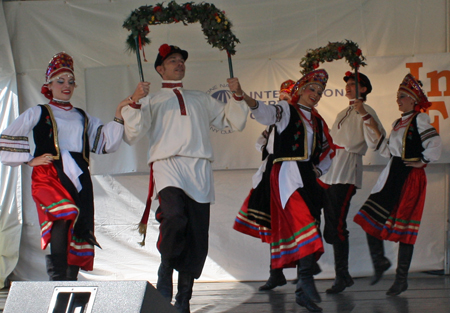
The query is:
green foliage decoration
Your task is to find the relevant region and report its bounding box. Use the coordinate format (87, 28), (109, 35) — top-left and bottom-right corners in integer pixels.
(300, 40), (366, 74)
(123, 1), (240, 54)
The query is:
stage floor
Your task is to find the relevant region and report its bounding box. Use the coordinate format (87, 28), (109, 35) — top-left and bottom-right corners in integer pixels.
(1, 273), (449, 312)
(189, 273), (450, 313)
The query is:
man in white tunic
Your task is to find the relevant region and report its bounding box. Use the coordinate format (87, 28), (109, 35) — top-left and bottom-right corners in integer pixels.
(121, 44), (249, 313)
(319, 72), (385, 294)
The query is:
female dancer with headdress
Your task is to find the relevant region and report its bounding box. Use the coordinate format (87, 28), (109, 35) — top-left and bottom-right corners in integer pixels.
(354, 73), (442, 295)
(0, 52), (130, 280)
(237, 69), (334, 312)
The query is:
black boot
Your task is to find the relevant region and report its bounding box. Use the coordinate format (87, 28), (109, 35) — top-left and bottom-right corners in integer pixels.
(174, 272), (194, 313)
(157, 263), (174, 302)
(386, 243), (414, 296)
(45, 254), (68, 281)
(297, 255), (321, 303)
(366, 233), (391, 285)
(259, 267), (287, 291)
(295, 288), (323, 312)
(326, 239), (354, 294)
(293, 261), (321, 284)
(66, 265), (80, 281)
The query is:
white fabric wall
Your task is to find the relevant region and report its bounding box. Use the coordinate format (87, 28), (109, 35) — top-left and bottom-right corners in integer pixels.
(1, 0), (449, 283)
(0, 3), (21, 289)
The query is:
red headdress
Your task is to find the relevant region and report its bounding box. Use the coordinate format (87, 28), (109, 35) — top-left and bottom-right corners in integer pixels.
(280, 79), (296, 94)
(41, 52), (75, 100)
(398, 73), (431, 112)
(290, 69), (328, 104)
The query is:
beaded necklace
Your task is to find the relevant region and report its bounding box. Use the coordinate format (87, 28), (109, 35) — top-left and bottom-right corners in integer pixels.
(50, 99), (73, 111)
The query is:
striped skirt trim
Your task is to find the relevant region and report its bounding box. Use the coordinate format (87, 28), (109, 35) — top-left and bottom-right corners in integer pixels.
(32, 164), (94, 271)
(354, 166), (426, 245)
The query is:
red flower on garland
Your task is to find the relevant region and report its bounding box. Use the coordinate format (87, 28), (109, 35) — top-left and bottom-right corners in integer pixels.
(153, 6), (162, 12)
(356, 49), (362, 56)
(185, 4), (191, 11)
(159, 44), (172, 58)
(338, 46), (343, 53)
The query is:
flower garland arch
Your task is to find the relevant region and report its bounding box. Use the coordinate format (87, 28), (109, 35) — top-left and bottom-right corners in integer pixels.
(123, 1), (240, 55)
(299, 40), (366, 75)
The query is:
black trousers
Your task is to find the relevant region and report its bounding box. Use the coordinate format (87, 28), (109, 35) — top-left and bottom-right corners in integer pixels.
(323, 184), (356, 244)
(156, 187), (210, 279)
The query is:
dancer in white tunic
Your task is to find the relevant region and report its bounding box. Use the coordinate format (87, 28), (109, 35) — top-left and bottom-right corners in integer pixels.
(121, 44), (250, 313)
(354, 73), (441, 296)
(319, 72), (385, 293)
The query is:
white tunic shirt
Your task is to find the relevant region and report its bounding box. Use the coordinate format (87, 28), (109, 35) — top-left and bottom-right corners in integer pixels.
(0, 104), (124, 190)
(320, 103), (385, 188)
(121, 81), (249, 203)
(371, 112), (442, 193)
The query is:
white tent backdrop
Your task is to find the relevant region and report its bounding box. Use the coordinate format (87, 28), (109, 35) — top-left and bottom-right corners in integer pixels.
(1, 0), (449, 286)
(0, 2), (21, 289)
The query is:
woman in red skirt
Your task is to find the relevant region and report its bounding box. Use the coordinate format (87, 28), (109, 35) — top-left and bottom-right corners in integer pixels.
(354, 73), (442, 295)
(0, 52), (130, 280)
(236, 69), (334, 312)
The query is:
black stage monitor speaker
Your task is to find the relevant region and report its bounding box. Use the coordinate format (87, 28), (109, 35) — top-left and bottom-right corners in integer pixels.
(3, 280), (179, 313)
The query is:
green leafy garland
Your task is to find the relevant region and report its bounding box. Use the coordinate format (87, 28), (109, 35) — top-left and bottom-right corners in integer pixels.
(123, 1), (240, 55)
(300, 40), (366, 74)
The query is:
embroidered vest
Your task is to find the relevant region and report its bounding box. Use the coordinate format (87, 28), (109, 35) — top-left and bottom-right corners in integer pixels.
(273, 105), (323, 165)
(397, 113), (424, 161)
(33, 105), (90, 164)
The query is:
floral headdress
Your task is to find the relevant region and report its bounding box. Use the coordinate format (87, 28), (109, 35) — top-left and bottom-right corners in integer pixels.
(280, 79), (296, 94)
(41, 52), (75, 100)
(398, 73), (431, 112)
(290, 69), (328, 104)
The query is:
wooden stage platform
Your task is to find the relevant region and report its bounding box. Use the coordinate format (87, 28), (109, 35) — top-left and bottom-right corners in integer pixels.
(189, 273), (450, 313)
(1, 272), (449, 312)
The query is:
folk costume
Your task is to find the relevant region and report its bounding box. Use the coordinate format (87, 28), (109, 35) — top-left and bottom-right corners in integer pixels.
(354, 73), (442, 295)
(319, 72), (385, 294)
(121, 44), (248, 312)
(234, 79), (296, 291)
(236, 69), (334, 312)
(0, 52), (124, 280)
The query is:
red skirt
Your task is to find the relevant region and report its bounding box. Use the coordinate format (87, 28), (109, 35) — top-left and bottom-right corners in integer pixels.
(32, 164), (95, 271)
(269, 163), (324, 269)
(354, 166), (426, 245)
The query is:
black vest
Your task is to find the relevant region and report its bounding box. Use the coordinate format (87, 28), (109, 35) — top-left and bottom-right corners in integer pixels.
(33, 105), (90, 164)
(393, 112), (424, 161)
(272, 105), (323, 165)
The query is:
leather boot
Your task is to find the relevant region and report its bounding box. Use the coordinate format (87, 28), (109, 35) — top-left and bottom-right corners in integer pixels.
(45, 254), (68, 281)
(174, 272), (194, 313)
(297, 255), (321, 303)
(66, 265), (80, 281)
(326, 239), (354, 294)
(386, 243), (414, 296)
(295, 288), (323, 312)
(156, 263), (174, 301)
(259, 267), (287, 291)
(366, 233), (391, 285)
(293, 261), (321, 284)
